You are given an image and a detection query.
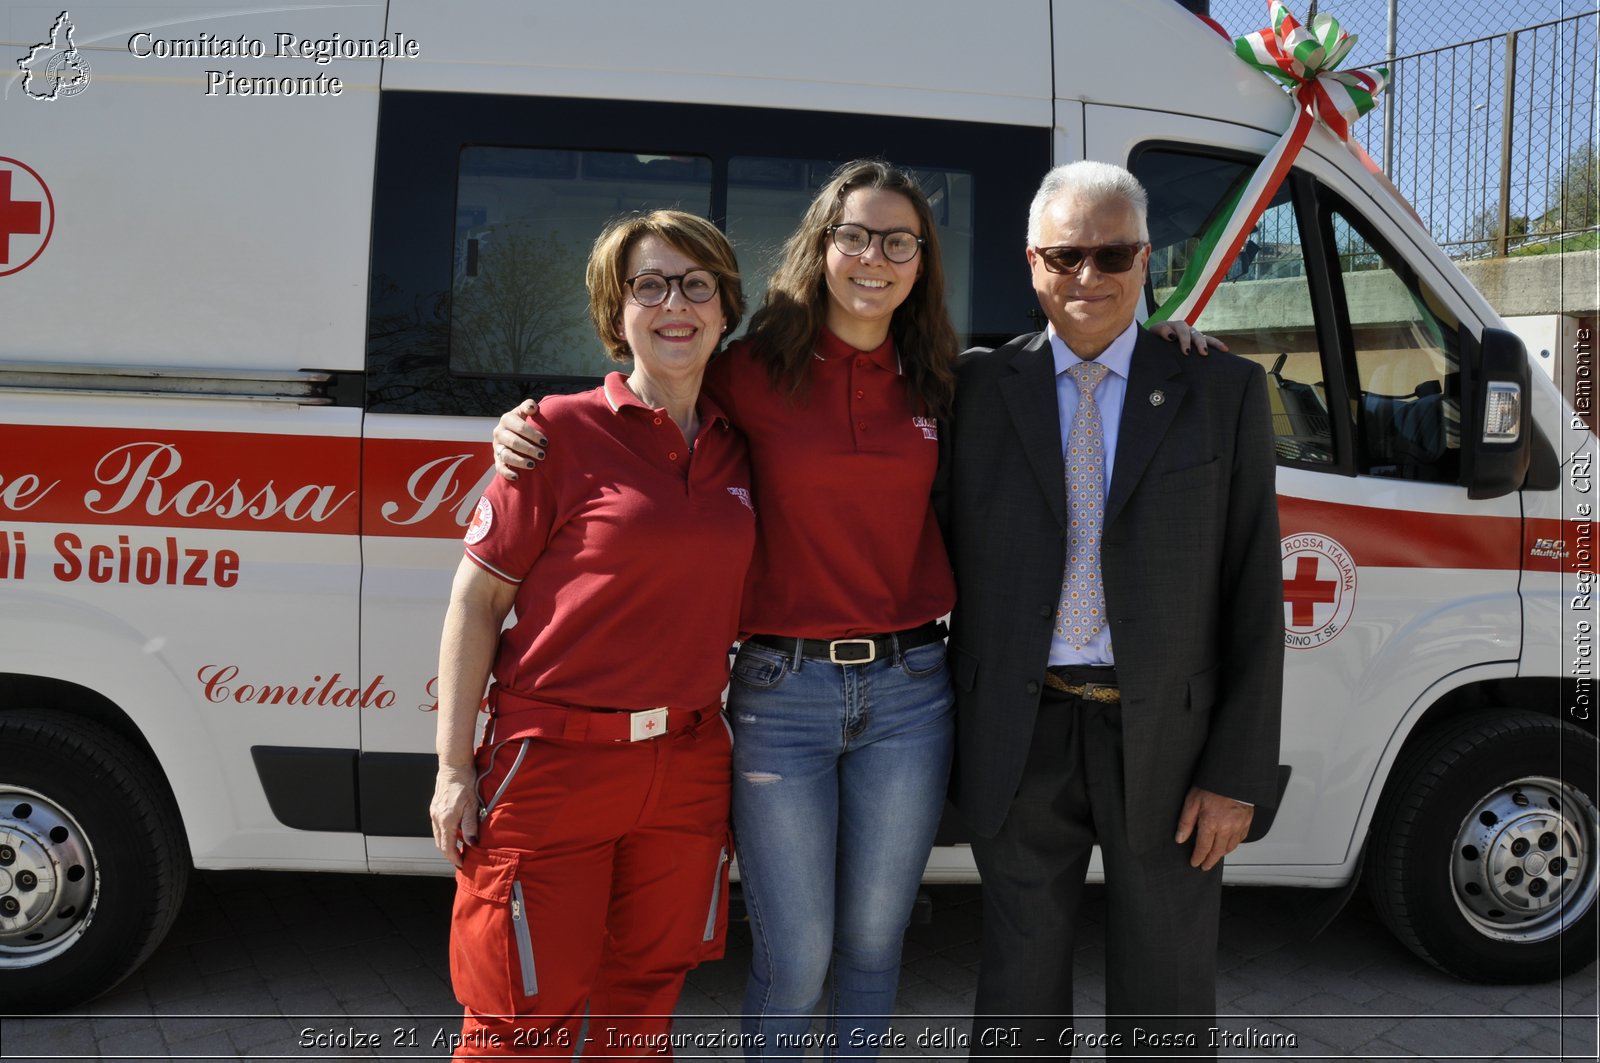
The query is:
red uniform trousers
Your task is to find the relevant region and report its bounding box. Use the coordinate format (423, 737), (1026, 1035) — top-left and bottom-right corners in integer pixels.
(449, 708), (733, 1061)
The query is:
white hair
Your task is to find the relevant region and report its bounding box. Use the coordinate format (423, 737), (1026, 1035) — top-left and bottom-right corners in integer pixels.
(1026, 161), (1150, 246)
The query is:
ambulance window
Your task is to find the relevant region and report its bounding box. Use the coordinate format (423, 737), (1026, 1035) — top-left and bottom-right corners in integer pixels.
(449, 148), (713, 378)
(1135, 150), (1333, 466)
(725, 158), (975, 342)
(1330, 208), (1462, 483)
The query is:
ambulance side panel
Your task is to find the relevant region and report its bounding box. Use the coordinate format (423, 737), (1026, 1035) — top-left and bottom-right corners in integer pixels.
(0, 2), (383, 871)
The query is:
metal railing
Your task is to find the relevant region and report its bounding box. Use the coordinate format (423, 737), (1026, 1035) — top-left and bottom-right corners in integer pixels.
(1204, 3), (1598, 259)
(1356, 12), (1598, 257)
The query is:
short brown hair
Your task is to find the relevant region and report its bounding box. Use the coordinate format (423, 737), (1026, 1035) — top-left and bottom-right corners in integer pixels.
(586, 210), (745, 362)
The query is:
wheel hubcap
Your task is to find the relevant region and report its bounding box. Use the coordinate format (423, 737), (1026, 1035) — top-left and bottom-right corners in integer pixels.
(1452, 775), (1598, 943)
(0, 787), (97, 968)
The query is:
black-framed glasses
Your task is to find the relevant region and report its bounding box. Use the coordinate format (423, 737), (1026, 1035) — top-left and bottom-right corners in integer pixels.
(1033, 243), (1146, 275)
(624, 269), (720, 307)
(827, 223), (925, 264)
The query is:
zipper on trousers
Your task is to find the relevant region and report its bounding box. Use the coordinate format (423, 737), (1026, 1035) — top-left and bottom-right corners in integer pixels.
(510, 881), (538, 996)
(702, 847), (729, 942)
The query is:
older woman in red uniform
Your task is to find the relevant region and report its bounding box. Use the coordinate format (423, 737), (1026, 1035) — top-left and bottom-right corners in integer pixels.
(429, 210), (755, 1059)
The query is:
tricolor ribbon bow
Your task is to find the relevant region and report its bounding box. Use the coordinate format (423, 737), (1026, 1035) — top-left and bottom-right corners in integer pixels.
(1235, 0), (1389, 141)
(1149, 2), (1389, 324)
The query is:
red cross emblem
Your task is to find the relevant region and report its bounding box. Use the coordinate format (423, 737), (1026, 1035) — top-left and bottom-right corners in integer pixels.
(1279, 533), (1357, 649)
(0, 159), (54, 277)
(1283, 555), (1338, 627)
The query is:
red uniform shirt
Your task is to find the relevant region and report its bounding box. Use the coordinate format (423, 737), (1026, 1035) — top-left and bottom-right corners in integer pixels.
(465, 374), (755, 723)
(703, 330), (954, 639)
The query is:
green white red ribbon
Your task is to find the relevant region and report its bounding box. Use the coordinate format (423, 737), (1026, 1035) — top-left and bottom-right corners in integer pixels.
(1148, 2), (1389, 324)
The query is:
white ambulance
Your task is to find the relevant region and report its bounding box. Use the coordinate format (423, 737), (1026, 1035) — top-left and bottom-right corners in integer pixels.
(0, 0), (1592, 1013)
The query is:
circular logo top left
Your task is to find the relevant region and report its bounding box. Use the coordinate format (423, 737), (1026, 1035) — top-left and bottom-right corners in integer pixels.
(0, 159), (55, 277)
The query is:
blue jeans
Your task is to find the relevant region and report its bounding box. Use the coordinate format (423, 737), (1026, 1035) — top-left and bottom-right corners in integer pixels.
(728, 637), (955, 1060)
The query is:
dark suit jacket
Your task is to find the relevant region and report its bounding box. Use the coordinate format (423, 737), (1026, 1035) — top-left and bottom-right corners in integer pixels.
(941, 327), (1284, 853)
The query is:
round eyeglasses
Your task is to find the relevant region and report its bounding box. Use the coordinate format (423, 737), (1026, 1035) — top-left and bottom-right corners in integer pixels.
(624, 269), (720, 307)
(827, 223), (925, 264)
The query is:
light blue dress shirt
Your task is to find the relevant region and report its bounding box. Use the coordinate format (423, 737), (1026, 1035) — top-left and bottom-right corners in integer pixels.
(1046, 320), (1139, 667)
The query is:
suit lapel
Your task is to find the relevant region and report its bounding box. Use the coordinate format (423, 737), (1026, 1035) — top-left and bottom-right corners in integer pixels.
(1106, 330), (1187, 528)
(997, 333), (1068, 529)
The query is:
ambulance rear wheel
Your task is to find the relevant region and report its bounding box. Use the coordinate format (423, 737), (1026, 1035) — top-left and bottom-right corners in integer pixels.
(0, 710), (189, 1012)
(1368, 711), (1599, 982)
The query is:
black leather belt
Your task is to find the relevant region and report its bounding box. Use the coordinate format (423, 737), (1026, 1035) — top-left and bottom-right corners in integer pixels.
(1044, 665), (1120, 703)
(747, 621), (947, 665)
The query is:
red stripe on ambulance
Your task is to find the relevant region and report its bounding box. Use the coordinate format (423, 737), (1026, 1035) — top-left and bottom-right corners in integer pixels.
(1279, 495), (1525, 571)
(0, 425), (359, 533)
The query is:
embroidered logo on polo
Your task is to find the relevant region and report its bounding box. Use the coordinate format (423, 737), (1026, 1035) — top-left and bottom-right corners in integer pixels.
(726, 487), (754, 512)
(464, 496), (493, 545)
(911, 416), (938, 441)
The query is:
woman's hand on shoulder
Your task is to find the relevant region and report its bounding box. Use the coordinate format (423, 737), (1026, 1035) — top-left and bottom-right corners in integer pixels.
(1148, 320), (1229, 356)
(492, 399), (548, 481)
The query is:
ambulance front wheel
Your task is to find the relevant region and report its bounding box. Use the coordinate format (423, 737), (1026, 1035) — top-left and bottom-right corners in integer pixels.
(0, 710), (190, 1012)
(1368, 710), (1599, 982)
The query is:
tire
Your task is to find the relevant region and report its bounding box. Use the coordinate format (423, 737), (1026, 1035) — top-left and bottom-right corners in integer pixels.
(1367, 710), (1599, 982)
(0, 710), (189, 1012)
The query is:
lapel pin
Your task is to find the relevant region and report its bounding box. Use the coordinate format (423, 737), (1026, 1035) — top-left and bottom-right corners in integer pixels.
(1149, 390), (1166, 406)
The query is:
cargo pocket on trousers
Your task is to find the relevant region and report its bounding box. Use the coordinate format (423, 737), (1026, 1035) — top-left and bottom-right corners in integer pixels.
(450, 847), (538, 1015)
(699, 837), (733, 961)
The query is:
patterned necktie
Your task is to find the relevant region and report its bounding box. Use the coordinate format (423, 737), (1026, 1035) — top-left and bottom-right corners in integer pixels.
(1057, 360), (1110, 649)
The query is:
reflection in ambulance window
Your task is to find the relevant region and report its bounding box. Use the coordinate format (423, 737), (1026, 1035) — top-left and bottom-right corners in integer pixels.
(449, 148), (713, 378)
(1137, 149), (1334, 466)
(1333, 210), (1462, 483)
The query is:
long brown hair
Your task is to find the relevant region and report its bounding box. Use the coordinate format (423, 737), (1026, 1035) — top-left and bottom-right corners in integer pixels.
(745, 159), (958, 418)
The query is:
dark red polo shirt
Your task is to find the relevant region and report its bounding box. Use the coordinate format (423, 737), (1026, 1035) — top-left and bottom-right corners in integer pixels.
(703, 331), (954, 639)
(465, 374), (755, 718)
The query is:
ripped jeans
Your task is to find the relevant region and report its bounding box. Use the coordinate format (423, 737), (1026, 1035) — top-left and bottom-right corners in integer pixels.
(727, 638), (954, 1059)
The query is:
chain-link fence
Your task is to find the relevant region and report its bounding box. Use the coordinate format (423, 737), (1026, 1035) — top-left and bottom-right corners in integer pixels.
(1207, 0), (1580, 58)
(1202, 1), (1598, 258)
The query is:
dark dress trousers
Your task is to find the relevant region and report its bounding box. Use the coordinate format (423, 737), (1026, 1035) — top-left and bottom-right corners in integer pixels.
(941, 328), (1284, 1058)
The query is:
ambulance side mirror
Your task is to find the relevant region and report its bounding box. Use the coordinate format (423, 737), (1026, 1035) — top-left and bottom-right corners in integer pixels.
(1465, 327), (1532, 500)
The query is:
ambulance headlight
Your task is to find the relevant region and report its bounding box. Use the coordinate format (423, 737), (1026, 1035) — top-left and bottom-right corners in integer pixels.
(1482, 381), (1522, 444)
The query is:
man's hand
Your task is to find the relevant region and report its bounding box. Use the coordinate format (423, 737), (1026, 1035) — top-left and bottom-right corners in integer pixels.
(1174, 786), (1253, 870)
(491, 399), (547, 481)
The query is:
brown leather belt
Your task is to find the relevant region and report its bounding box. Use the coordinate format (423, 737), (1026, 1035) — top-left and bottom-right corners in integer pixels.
(1044, 667), (1121, 703)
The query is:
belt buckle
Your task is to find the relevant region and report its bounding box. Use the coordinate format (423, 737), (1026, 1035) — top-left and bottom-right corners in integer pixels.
(1081, 682), (1117, 703)
(828, 638), (877, 665)
(629, 707), (669, 741)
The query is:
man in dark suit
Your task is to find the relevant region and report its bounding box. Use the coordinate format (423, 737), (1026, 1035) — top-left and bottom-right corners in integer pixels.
(943, 161), (1283, 1057)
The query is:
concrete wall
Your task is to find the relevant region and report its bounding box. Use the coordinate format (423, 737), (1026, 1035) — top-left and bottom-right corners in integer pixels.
(1161, 249), (1599, 331)
(1458, 250), (1599, 318)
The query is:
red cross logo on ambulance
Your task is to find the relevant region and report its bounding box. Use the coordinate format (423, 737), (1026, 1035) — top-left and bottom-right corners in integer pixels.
(1280, 532), (1357, 649)
(0, 159), (54, 277)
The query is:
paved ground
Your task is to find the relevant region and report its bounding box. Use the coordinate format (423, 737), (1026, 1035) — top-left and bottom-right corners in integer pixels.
(1, 869), (1595, 1061)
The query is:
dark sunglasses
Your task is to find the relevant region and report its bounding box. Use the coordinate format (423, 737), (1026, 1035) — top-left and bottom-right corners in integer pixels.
(1032, 243), (1146, 275)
